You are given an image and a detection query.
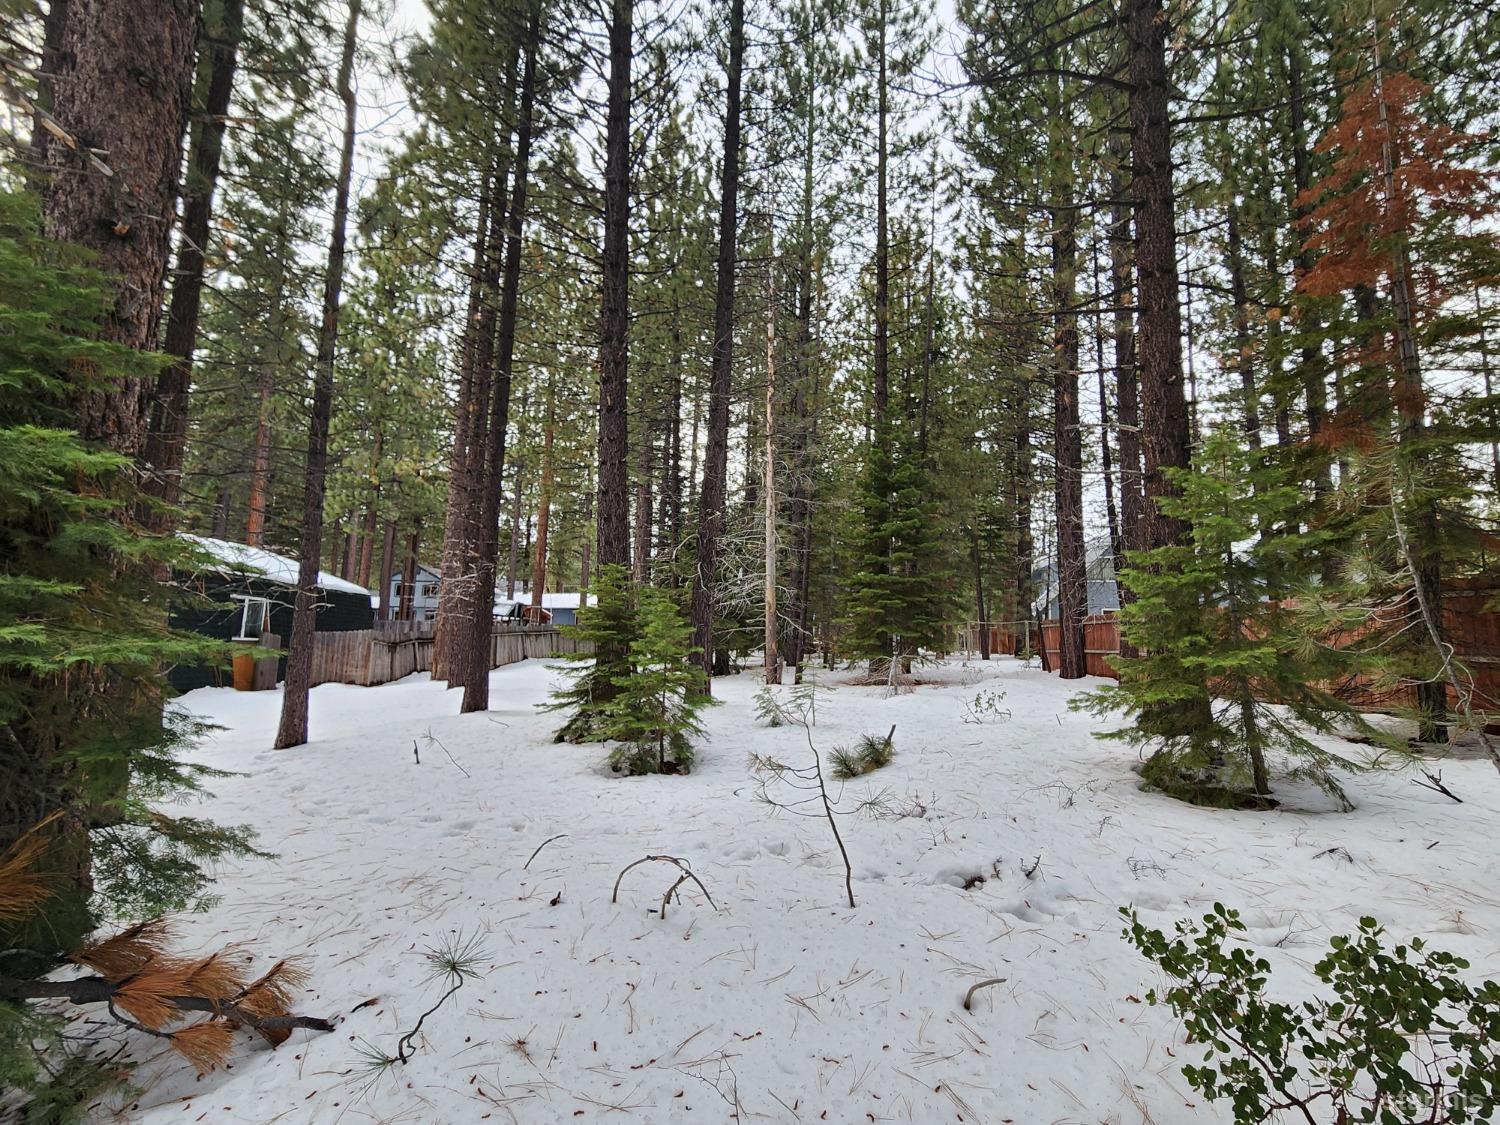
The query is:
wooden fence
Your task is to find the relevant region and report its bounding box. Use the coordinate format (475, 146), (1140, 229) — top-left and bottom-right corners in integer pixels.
(969, 579), (1500, 715)
(309, 624), (588, 688)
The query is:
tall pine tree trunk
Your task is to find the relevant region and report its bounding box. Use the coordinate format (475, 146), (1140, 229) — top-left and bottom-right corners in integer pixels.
(1126, 0), (1193, 556)
(763, 251), (780, 685)
(632, 423), (652, 584)
(532, 391), (555, 609)
(783, 60), (816, 673)
(1108, 135), (1143, 657)
(377, 519), (398, 622)
(22, 0), (199, 953)
(433, 170), (495, 677)
(274, 0), (360, 750)
(1091, 233), (1122, 569)
(356, 430), (382, 588)
(42, 0), (199, 448)
(435, 58), (518, 683)
(1125, 0), (1206, 734)
(140, 0), (243, 522)
(1013, 379), (1035, 659)
(1226, 202), (1261, 450)
(461, 2), (540, 714)
(1286, 44), (1333, 517)
(596, 0), (633, 570)
(507, 452), (524, 598)
(688, 0), (744, 689)
(1052, 201), (1087, 680)
(868, 0), (893, 672)
(1371, 35), (1446, 742)
(245, 352), (274, 546)
(399, 526), (420, 621)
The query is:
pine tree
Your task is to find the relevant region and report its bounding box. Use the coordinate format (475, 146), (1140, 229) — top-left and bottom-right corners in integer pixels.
(1296, 64), (1500, 743)
(1084, 429), (1380, 808)
(0, 188), (261, 1108)
(547, 563), (636, 743)
(604, 585), (713, 774)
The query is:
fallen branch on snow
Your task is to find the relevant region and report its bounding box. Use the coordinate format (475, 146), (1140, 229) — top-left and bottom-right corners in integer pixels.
(612, 855), (718, 919)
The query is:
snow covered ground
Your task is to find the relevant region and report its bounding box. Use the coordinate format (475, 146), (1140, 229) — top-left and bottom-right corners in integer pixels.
(114, 657), (1500, 1124)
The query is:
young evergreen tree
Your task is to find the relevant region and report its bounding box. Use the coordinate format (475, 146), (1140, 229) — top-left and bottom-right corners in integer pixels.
(0, 188), (268, 1108)
(605, 584), (712, 774)
(548, 563), (636, 743)
(1084, 430), (1379, 808)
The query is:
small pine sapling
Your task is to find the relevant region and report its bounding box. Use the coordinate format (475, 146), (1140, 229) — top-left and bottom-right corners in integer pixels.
(603, 584), (714, 774)
(546, 564), (638, 744)
(749, 680), (858, 907)
(828, 725), (896, 780)
(753, 685), (790, 727)
(1124, 904), (1500, 1125)
(961, 688), (1011, 725)
(356, 931), (491, 1078)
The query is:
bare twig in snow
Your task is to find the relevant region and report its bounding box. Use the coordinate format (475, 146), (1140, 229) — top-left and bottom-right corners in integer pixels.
(612, 855), (717, 917)
(524, 834), (569, 870)
(962, 978), (1008, 1011)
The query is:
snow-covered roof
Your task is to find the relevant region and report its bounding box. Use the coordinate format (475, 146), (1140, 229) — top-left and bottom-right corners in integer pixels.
(494, 592), (597, 612)
(182, 534), (371, 596)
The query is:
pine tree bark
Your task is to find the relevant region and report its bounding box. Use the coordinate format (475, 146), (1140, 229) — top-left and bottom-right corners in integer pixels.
(42, 0), (199, 449)
(632, 424), (652, 584)
(460, 2), (540, 714)
(377, 519), (398, 622)
(274, 0), (360, 750)
(1109, 135), (1143, 658)
(21, 0), (199, 954)
(506, 452), (524, 598)
(1013, 379), (1035, 658)
(432, 171), (495, 678)
(25, 0), (70, 183)
(1125, 0), (1193, 558)
(972, 527), (990, 660)
(399, 526), (420, 622)
(763, 254), (780, 685)
(596, 0), (634, 570)
(662, 315), (684, 582)
(867, 0), (893, 672)
(1091, 235), (1122, 569)
(1370, 37), (1446, 742)
(245, 354), (274, 546)
(140, 0), (244, 522)
(1286, 45), (1333, 512)
(1052, 202), (1087, 680)
(783, 60), (816, 673)
(1226, 201), (1261, 450)
(356, 430), (382, 589)
(688, 0), (744, 689)
(532, 395), (555, 609)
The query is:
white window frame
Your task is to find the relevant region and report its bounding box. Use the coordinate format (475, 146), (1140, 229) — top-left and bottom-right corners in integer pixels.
(232, 595), (271, 642)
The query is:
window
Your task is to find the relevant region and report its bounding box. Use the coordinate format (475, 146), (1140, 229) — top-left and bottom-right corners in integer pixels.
(419, 582), (437, 599)
(232, 595), (271, 641)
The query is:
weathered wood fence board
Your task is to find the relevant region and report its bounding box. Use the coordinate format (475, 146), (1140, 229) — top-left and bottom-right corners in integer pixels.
(969, 579), (1500, 715)
(310, 625), (588, 688)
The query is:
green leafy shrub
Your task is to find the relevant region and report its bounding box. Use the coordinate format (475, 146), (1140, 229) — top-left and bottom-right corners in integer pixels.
(1124, 903), (1500, 1125)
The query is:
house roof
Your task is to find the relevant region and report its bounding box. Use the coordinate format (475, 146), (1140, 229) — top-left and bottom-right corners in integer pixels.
(392, 562), (442, 582)
(182, 534), (371, 596)
(494, 592), (597, 613)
